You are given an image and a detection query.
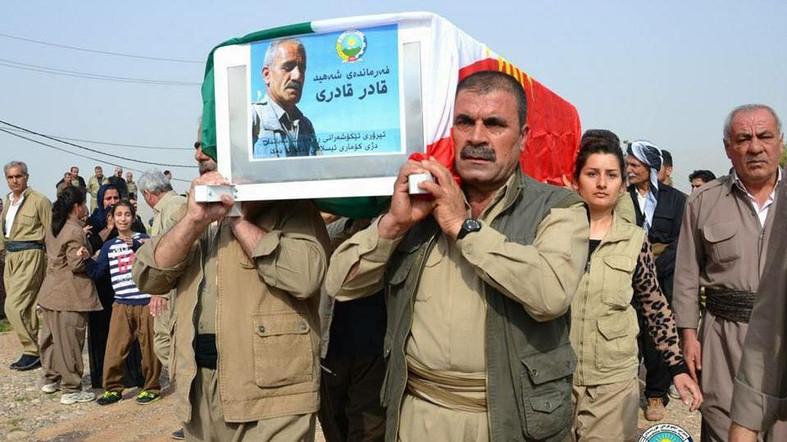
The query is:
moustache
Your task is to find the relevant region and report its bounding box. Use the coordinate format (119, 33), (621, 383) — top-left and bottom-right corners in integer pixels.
(198, 161), (217, 175)
(285, 81), (302, 92)
(460, 144), (496, 161)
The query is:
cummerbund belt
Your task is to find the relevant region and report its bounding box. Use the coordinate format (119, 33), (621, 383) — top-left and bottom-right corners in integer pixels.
(405, 355), (486, 412)
(705, 288), (756, 324)
(5, 240), (44, 253)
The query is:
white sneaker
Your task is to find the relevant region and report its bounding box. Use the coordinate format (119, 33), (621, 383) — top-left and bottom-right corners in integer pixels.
(669, 384), (681, 399)
(41, 382), (60, 394)
(60, 391), (96, 405)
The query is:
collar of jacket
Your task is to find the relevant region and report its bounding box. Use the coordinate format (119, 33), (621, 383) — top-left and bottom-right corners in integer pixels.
(484, 166), (527, 218)
(604, 209), (639, 244)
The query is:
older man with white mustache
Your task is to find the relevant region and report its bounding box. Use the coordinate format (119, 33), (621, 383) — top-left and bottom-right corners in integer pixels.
(251, 38), (320, 158)
(625, 140), (688, 421)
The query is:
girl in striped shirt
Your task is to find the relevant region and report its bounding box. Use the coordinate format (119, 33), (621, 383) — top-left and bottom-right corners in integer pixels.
(80, 200), (162, 406)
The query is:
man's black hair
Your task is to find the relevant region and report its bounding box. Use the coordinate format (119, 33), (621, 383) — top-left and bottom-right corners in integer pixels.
(661, 149), (673, 167)
(456, 71), (528, 127)
(689, 169), (716, 183)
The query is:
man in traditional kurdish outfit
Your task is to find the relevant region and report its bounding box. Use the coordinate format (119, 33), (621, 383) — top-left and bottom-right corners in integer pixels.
(326, 71), (589, 441)
(674, 104), (786, 441)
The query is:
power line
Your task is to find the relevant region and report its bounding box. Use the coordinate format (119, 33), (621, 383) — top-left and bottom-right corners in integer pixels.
(0, 119), (197, 168)
(0, 127), (192, 184)
(0, 32), (203, 64)
(0, 58), (201, 86)
(1, 127), (191, 150)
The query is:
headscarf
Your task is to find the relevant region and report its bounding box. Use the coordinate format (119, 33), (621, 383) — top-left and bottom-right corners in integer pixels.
(87, 184), (119, 231)
(626, 140), (662, 232)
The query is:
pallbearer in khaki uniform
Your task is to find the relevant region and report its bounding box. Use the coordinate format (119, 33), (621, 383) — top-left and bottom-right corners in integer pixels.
(729, 182), (787, 441)
(326, 71), (590, 441)
(132, 140), (329, 441)
(1, 160), (51, 371)
(673, 104), (786, 442)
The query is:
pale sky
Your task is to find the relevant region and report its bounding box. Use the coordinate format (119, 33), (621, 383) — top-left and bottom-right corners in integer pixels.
(2, 0), (786, 217)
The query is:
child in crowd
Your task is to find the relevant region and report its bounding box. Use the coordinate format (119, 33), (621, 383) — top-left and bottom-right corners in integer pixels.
(80, 200), (162, 406)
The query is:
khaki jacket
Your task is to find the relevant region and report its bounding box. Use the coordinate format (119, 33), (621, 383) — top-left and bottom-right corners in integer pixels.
(133, 200), (329, 423)
(148, 191), (187, 237)
(1, 187), (52, 254)
(37, 219), (102, 312)
(673, 173), (781, 328)
(86, 175), (107, 199)
(570, 209), (645, 386)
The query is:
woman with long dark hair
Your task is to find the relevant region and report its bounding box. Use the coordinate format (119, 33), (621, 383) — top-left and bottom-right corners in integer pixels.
(85, 184), (145, 389)
(37, 186), (102, 404)
(567, 131), (702, 441)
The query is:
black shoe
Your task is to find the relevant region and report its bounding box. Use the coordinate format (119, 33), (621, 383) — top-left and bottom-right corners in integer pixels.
(171, 428), (184, 440)
(96, 391), (122, 405)
(10, 354), (41, 371)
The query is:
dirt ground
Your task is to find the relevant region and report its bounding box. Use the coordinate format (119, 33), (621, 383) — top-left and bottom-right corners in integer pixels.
(0, 331), (699, 441)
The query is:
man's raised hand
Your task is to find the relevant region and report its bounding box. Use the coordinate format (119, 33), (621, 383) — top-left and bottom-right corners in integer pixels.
(186, 172), (235, 228)
(378, 161), (436, 239)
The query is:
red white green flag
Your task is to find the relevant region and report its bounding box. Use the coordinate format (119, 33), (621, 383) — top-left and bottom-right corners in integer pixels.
(200, 12), (581, 217)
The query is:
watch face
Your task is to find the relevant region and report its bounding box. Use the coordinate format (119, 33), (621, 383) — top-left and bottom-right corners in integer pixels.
(459, 218), (482, 239)
(465, 219), (481, 231)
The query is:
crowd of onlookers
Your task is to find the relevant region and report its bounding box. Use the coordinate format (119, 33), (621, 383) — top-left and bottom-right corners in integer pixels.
(1, 164), (181, 409)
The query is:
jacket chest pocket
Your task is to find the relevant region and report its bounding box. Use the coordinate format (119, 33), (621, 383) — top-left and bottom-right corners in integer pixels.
(595, 311), (638, 371)
(251, 312), (314, 388)
(702, 221), (740, 264)
(14, 212), (37, 228)
(601, 254), (636, 308)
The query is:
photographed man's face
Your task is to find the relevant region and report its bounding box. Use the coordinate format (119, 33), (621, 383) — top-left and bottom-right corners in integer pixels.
(263, 42), (306, 111)
(126, 172), (133, 181)
(452, 89), (528, 192)
(115, 166), (123, 177)
(71, 167), (79, 176)
(95, 167), (103, 178)
(724, 108), (784, 187)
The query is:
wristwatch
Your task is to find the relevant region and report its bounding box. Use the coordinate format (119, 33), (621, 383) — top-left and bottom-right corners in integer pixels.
(457, 218), (482, 240)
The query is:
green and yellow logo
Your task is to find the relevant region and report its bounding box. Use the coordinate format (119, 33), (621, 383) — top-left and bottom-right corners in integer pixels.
(336, 30), (367, 62)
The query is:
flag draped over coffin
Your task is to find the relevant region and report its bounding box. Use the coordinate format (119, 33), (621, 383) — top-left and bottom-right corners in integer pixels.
(199, 12), (581, 218)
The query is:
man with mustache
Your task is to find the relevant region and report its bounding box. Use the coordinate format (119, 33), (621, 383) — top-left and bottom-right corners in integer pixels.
(325, 71), (589, 441)
(674, 104), (786, 441)
(624, 140), (687, 421)
(252, 38), (320, 158)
